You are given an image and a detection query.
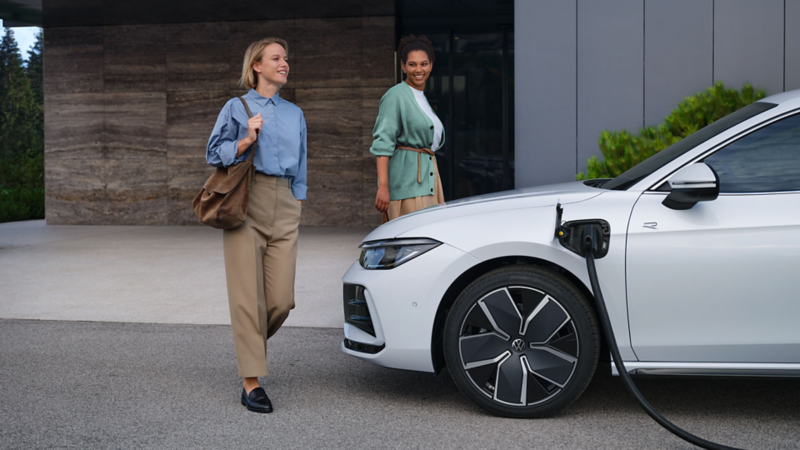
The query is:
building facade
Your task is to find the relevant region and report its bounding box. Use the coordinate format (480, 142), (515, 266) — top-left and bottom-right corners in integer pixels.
(3, 0), (800, 226)
(517, 0), (800, 187)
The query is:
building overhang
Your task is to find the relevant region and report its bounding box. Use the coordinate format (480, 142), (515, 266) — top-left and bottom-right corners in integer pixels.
(0, 0), (42, 27)
(3, 0), (512, 28)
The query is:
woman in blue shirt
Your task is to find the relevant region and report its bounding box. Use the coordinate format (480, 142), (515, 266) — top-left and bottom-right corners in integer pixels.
(206, 37), (306, 414)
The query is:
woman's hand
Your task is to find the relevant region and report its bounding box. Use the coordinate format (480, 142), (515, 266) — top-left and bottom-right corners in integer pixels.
(375, 156), (390, 213)
(237, 113), (263, 157)
(246, 112), (262, 144)
(375, 186), (390, 213)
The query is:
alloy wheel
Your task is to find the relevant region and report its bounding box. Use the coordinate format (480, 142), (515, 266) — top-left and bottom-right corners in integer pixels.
(459, 286), (579, 406)
(444, 266), (598, 417)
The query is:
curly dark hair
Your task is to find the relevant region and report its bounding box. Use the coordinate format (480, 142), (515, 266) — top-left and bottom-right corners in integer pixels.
(398, 34), (435, 64)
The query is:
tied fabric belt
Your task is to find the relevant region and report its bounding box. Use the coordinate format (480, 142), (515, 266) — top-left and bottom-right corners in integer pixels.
(396, 146), (435, 183)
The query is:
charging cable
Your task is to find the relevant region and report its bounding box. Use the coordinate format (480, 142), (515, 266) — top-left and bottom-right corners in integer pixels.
(582, 223), (742, 450)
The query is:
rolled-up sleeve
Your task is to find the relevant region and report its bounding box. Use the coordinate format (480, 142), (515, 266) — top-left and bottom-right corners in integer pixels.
(369, 93), (400, 157)
(206, 101), (245, 168)
(291, 113), (308, 200)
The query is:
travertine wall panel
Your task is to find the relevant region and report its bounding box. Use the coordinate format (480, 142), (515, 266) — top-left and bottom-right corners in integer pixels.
(103, 91), (168, 224)
(302, 158), (365, 226)
(103, 25), (167, 92)
(295, 88), (363, 159)
(44, 93), (104, 159)
(361, 16), (395, 88)
(103, 92), (167, 158)
(43, 26), (106, 224)
(43, 26), (104, 95)
(166, 23), (230, 92)
(102, 155), (169, 225)
(166, 90), (230, 159)
(293, 18), (363, 88)
(45, 17), (394, 226)
(361, 157), (379, 226)
(45, 156), (106, 225)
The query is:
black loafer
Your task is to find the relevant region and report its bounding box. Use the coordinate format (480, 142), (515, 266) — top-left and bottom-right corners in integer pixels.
(241, 387), (273, 413)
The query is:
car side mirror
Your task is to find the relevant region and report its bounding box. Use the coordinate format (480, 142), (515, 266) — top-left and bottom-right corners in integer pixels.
(662, 163), (719, 210)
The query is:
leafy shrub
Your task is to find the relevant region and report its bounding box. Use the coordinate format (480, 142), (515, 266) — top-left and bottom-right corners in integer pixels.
(0, 187), (44, 223)
(578, 82), (766, 180)
(0, 146), (44, 222)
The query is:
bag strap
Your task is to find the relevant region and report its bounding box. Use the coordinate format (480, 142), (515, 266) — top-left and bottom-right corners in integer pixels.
(239, 97), (258, 163)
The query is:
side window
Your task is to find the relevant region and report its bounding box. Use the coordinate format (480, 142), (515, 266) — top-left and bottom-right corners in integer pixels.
(704, 112), (800, 193)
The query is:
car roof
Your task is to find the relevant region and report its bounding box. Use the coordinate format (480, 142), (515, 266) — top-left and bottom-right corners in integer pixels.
(760, 88), (800, 107)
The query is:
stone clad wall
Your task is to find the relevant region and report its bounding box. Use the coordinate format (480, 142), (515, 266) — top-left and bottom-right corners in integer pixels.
(44, 17), (393, 226)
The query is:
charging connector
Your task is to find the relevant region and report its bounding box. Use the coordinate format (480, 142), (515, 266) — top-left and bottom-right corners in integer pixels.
(557, 209), (742, 450)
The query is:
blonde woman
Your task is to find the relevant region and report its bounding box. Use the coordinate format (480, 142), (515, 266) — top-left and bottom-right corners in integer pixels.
(372, 35), (444, 221)
(206, 37), (306, 413)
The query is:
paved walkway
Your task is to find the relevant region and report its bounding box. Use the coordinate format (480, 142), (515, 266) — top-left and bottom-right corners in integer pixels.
(0, 220), (372, 327)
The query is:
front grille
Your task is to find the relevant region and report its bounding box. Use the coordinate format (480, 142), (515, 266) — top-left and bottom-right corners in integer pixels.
(343, 283), (375, 336)
(343, 338), (385, 354)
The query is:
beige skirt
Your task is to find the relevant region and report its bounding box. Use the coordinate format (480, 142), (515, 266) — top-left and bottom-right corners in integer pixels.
(385, 157), (445, 221)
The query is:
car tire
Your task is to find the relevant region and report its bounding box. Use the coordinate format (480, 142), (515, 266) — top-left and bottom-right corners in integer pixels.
(443, 265), (600, 418)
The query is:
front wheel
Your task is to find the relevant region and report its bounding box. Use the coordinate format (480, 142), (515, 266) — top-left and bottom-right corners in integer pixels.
(443, 266), (600, 418)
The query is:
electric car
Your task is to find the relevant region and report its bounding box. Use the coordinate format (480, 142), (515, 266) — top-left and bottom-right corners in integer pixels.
(342, 90), (800, 418)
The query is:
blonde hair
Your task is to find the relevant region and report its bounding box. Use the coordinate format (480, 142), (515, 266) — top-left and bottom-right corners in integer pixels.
(239, 37), (289, 89)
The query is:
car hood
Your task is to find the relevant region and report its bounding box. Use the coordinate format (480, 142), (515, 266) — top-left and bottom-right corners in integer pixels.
(362, 181), (604, 242)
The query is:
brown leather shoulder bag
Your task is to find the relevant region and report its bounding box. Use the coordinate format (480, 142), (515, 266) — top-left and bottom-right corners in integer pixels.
(192, 97), (258, 229)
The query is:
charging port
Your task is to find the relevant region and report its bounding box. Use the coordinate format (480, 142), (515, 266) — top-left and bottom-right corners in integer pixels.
(556, 219), (611, 259)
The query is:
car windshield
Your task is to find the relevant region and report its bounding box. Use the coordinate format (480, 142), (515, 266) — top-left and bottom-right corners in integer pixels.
(601, 101), (778, 190)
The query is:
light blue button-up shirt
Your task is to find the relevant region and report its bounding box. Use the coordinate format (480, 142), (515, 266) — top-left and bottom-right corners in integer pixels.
(207, 89), (307, 200)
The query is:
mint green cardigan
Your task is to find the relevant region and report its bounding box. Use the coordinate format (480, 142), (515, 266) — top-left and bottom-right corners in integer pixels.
(370, 82), (446, 201)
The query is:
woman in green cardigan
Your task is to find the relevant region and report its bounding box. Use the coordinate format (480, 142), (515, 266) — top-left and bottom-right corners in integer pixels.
(371, 35), (445, 221)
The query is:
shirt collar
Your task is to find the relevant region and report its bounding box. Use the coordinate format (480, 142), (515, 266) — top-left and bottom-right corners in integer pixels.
(246, 88), (282, 107)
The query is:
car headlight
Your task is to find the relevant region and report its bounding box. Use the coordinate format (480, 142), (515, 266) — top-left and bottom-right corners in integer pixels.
(359, 238), (442, 270)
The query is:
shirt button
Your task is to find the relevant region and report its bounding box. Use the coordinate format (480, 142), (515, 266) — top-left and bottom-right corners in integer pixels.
(430, 188), (434, 193)
(429, 156), (432, 160)
(430, 125), (434, 129)
(430, 172), (433, 176)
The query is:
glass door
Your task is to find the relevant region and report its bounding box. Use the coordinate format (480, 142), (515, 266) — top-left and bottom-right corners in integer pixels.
(405, 28), (514, 200)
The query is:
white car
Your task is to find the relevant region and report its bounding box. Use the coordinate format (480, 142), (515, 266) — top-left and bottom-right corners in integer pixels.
(341, 90), (800, 418)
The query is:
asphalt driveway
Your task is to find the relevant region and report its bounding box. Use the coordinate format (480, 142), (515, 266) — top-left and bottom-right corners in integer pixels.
(2, 319), (798, 450)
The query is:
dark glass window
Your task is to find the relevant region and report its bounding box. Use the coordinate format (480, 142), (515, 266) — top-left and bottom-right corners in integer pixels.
(704, 112), (800, 193)
(452, 32), (505, 199)
(603, 102), (777, 190)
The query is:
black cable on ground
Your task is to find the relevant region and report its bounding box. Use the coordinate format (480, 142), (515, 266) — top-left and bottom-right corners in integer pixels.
(584, 231), (743, 450)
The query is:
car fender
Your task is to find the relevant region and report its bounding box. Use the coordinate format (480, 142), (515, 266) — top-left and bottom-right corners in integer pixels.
(397, 191), (641, 361)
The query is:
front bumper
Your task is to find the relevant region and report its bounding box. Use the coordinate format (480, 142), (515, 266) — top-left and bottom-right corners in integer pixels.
(340, 243), (479, 373)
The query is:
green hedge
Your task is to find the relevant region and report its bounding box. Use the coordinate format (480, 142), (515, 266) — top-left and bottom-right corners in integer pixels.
(0, 149), (44, 223)
(0, 187), (44, 223)
(578, 82), (766, 180)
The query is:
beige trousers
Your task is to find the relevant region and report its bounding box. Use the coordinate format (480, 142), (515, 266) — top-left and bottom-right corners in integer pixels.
(223, 174), (301, 378)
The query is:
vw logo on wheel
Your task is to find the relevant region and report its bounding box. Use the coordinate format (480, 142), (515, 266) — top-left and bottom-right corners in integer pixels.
(511, 338), (526, 352)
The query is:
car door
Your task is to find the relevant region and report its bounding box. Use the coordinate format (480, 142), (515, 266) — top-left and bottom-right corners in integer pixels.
(626, 112), (800, 363)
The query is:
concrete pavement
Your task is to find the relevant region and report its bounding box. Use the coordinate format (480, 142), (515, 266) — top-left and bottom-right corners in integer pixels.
(0, 220), (371, 327)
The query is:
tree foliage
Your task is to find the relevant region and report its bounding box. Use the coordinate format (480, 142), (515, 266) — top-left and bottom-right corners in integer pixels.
(0, 27), (44, 223)
(577, 82), (766, 180)
(26, 30), (43, 105)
